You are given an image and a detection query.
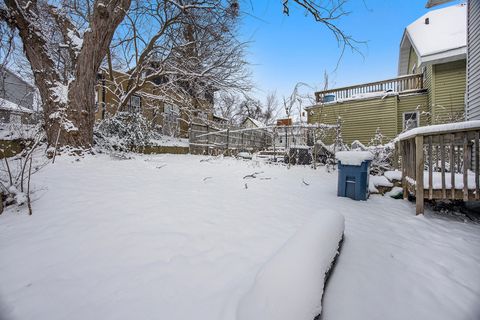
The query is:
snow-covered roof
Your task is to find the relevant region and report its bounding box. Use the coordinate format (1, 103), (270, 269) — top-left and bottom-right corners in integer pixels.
(243, 117), (266, 128)
(0, 97), (33, 114)
(397, 120), (480, 140)
(399, 4), (466, 73)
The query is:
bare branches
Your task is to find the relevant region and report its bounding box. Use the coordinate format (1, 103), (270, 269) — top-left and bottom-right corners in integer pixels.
(282, 0), (363, 68)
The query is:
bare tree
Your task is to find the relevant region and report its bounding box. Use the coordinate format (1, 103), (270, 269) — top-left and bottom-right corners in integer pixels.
(103, 0), (251, 128)
(1, 0), (131, 148)
(0, 0), (354, 149)
(262, 91), (281, 125)
(214, 91), (241, 124)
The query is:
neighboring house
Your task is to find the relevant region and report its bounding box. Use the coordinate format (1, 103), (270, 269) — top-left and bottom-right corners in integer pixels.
(306, 4), (467, 144)
(0, 68), (35, 124)
(96, 69), (216, 138)
(242, 117), (266, 129)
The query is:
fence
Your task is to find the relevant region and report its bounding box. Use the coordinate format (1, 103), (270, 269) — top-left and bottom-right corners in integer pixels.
(399, 124), (480, 215)
(188, 123), (339, 157)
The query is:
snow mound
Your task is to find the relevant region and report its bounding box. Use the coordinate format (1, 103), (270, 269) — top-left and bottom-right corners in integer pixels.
(384, 170), (402, 181)
(236, 211), (345, 320)
(336, 151), (373, 166)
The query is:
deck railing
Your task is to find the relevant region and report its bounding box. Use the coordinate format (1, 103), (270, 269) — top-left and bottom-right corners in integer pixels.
(315, 73), (424, 103)
(398, 123), (480, 215)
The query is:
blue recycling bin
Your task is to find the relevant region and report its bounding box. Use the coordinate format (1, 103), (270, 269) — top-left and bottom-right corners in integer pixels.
(337, 160), (370, 201)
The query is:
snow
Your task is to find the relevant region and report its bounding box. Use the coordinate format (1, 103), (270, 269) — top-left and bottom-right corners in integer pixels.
(1, 154), (480, 320)
(336, 151), (374, 166)
(384, 170), (403, 181)
(405, 4), (466, 62)
(386, 186), (404, 198)
(371, 175), (394, 188)
(149, 136), (189, 147)
(51, 83), (68, 104)
(237, 212), (344, 320)
(397, 120), (480, 141)
(419, 171), (477, 190)
(0, 98), (33, 114)
(67, 29), (83, 51)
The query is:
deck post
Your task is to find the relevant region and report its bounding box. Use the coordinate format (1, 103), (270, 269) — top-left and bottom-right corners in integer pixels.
(415, 135), (424, 215)
(401, 141), (408, 200)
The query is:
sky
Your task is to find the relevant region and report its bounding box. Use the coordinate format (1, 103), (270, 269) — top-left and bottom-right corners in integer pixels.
(239, 0), (462, 103)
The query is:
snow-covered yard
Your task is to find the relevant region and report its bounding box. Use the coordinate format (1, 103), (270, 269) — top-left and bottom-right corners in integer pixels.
(1, 154), (480, 320)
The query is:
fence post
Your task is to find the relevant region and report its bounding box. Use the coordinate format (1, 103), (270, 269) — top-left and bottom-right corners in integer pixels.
(273, 127), (276, 162)
(226, 128), (230, 155)
(415, 135), (424, 215)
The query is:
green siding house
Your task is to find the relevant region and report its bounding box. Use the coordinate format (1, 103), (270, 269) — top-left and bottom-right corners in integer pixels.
(307, 4), (467, 144)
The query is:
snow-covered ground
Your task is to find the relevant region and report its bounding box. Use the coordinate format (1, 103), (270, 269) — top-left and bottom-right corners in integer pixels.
(1, 154), (480, 320)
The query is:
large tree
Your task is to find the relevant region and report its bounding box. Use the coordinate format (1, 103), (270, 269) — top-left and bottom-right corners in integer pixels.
(1, 0), (131, 148)
(0, 0), (353, 149)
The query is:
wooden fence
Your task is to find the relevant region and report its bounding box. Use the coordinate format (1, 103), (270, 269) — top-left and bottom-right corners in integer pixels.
(189, 123), (339, 156)
(189, 123), (271, 155)
(399, 125), (480, 214)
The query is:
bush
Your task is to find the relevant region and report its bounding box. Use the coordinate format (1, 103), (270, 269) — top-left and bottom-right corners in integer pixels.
(94, 112), (153, 152)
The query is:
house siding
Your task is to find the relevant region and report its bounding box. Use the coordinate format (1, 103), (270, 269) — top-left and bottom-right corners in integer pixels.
(431, 59), (467, 123)
(308, 96), (399, 144)
(397, 93), (429, 133)
(467, 0), (480, 120)
(0, 69), (34, 109)
(407, 47), (419, 74)
(423, 64), (434, 116)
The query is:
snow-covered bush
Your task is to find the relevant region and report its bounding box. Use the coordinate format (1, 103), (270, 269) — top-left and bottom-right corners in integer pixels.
(350, 128), (395, 175)
(0, 125), (47, 214)
(94, 112), (154, 152)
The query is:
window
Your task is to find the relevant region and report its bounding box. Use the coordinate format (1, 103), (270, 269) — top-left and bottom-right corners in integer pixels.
(163, 104), (180, 136)
(128, 95), (141, 113)
(403, 112), (419, 131)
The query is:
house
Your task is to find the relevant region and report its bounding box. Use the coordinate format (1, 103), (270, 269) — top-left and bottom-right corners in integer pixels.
(0, 68), (35, 124)
(242, 116), (266, 129)
(426, 0), (480, 121)
(95, 69), (216, 138)
(306, 4), (468, 144)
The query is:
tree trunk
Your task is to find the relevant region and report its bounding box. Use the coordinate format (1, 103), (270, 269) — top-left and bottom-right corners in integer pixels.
(3, 0), (131, 149)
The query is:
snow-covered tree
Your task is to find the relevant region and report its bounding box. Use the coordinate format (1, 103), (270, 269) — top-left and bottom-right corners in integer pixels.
(0, 0), (354, 149)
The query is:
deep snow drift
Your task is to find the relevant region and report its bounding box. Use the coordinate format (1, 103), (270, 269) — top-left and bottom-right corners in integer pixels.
(1, 154), (480, 320)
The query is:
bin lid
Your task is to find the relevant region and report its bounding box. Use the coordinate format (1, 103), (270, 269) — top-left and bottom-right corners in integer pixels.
(335, 151), (373, 166)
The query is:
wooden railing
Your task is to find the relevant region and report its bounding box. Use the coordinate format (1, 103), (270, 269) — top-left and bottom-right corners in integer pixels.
(399, 124), (480, 215)
(315, 73), (424, 103)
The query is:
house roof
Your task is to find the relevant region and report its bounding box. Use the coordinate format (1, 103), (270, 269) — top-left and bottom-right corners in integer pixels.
(243, 117), (266, 128)
(398, 4), (466, 74)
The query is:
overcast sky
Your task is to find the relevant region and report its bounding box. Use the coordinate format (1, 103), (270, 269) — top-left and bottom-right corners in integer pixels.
(239, 0), (462, 104)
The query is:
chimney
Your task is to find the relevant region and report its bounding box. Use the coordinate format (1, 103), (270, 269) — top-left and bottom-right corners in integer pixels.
(425, 17), (430, 25)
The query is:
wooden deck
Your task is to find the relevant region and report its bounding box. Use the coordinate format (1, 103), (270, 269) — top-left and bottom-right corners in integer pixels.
(399, 123), (480, 214)
(315, 73), (424, 103)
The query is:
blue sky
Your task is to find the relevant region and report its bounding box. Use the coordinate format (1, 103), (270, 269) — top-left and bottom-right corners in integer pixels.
(239, 0), (462, 102)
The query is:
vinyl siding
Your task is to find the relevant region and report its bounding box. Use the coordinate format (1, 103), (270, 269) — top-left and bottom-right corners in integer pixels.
(308, 96), (398, 144)
(432, 59), (466, 124)
(397, 93), (429, 133)
(424, 64), (434, 116)
(407, 47), (419, 74)
(467, 0), (480, 120)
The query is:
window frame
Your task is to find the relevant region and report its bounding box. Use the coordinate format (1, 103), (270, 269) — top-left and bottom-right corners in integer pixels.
(403, 111), (420, 131)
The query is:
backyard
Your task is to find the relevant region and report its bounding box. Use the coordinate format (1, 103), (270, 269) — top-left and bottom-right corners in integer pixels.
(1, 154), (479, 320)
